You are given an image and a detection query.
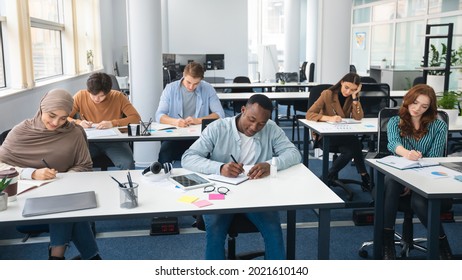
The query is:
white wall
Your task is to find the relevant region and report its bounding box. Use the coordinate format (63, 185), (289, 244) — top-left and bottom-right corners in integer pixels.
(0, 75), (91, 133)
(165, 0), (248, 79)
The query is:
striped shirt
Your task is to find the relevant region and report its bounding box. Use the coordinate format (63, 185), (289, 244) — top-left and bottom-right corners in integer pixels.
(387, 116), (447, 157)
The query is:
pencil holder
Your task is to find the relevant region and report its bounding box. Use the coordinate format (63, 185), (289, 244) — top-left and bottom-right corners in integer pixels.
(140, 121), (152, 136)
(119, 182), (139, 209)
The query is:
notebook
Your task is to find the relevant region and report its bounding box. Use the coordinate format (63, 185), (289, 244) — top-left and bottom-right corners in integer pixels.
(440, 162), (462, 173)
(377, 155), (439, 170)
(22, 191), (97, 217)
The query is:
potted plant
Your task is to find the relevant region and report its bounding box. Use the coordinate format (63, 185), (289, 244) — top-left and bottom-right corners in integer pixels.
(437, 90), (461, 125)
(0, 176), (12, 211)
(86, 50), (94, 72)
(422, 43), (459, 93)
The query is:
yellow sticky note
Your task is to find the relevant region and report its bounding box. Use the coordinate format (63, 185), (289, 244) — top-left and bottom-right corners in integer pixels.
(178, 195), (199, 203)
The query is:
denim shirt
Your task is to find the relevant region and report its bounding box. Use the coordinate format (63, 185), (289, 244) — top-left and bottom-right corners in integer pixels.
(155, 79), (225, 122)
(181, 115), (302, 175)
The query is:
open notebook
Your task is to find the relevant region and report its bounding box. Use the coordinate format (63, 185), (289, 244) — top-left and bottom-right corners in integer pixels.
(377, 155), (439, 170)
(22, 191), (97, 217)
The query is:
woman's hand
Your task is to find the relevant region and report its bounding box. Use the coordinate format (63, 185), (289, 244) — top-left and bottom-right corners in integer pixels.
(352, 84), (362, 99)
(32, 168), (57, 180)
(406, 149), (422, 161)
(330, 115), (342, 123)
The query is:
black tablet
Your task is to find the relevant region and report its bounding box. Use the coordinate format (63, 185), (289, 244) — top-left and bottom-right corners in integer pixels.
(168, 173), (214, 190)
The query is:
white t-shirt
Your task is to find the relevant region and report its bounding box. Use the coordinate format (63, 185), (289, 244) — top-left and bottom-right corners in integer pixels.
(238, 131), (256, 165)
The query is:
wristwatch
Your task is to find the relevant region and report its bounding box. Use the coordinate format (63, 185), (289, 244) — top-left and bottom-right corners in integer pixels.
(352, 97), (359, 101)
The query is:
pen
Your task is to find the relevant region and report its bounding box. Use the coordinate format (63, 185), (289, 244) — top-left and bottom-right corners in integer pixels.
(110, 176), (125, 188)
(332, 106), (337, 116)
(230, 154), (238, 164)
(178, 114), (183, 119)
(41, 158), (51, 169)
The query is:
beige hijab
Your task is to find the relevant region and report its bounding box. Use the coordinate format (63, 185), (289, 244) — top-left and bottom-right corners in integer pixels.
(0, 89), (92, 172)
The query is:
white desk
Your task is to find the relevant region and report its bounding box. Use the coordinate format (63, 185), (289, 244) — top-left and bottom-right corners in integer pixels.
(211, 82), (318, 92)
(86, 124), (202, 143)
(0, 164), (344, 260)
(298, 118), (378, 182)
(217, 91), (310, 101)
(366, 157), (462, 259)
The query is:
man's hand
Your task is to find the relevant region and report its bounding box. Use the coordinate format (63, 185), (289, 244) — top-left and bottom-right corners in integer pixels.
(247, 162), (270, 179)
(94, 121), (113, 129)
(32, 168), (57, 180)
(176, 118), (189, 127)
(79, 120), (93, 128)
(221, 162), (245, 178)
(185, 116), (200, 125)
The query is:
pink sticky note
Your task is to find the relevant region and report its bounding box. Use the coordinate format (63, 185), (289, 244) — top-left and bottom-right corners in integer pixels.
(193, 200), (213, 208)
(209, 193), (225, 200)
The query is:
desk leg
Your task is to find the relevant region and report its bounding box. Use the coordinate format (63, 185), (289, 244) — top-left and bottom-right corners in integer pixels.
(318, 208), (331, 259)
(286, 210), (296, 260)
(373, 171), (385, 259)
(322, 137), (330, 183)
(427, 199), (441, 260)
(303, 126), (310, 167)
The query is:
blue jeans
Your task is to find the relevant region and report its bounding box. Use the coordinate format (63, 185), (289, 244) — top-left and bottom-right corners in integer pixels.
(49, 222), (99, 259)
(90, 142), (134, 169)
(203, 211), (285, 260)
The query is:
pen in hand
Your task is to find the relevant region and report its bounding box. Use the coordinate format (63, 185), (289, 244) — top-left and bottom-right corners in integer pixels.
(230, 154), (244, 175)
(41, 158), (51, 169)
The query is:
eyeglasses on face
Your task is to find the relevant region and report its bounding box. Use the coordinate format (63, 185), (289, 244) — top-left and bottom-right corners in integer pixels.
(203, 186), (230, 195)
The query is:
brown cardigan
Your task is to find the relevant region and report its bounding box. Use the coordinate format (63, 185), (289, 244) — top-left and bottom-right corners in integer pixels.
(305, 89), (364, 121)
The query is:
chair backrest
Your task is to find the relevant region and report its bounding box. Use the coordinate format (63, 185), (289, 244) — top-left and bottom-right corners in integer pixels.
(307, 84), (333, 109)
(275, 72), (299, 93)
(360, 76), (378, 83)
(350, 64), (357, 74)
(359, 83), (391, 118)
(308, 63), (315, 82)
(376, 108), (449, 157)
(231, 76), (253, 93)
(413, 76), (425, 86)
(299, 61), (308, 82)
(108, 74), (121, 91)
(0, 129), (11, 145)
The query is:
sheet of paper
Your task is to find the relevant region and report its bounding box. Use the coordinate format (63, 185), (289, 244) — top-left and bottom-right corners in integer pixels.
(84, 128), (118, 138)
(207, 165), (253, 185)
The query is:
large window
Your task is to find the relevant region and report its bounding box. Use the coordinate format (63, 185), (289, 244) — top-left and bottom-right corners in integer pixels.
(0, 17), (6, 88)
(351, 0), (462, 90)
(29, 0), (64, 80)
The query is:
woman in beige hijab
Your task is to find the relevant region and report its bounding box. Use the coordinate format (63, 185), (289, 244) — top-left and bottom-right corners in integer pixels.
(0, 89), (100, 260)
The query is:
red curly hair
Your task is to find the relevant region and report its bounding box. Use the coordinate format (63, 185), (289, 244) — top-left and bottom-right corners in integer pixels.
(398, 84), (437, 139)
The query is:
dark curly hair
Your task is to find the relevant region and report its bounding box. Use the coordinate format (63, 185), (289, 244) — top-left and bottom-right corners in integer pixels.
(398, 84), (437, 139)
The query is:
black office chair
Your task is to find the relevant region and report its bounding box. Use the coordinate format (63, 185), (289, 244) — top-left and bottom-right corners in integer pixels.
(358, 108), (450, 259)
(360, 76), (378, 83)
(413, 76), (425, 86)
(350, 64), (357, 74)
(230, 76), (254, 115)
(193, 214), (265, 260)
(299, 62), (308, 82)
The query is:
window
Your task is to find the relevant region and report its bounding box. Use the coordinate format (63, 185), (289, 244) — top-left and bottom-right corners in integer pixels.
(29, 0), (64, 80)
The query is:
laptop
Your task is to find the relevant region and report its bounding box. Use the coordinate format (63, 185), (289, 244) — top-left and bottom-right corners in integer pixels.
(440, 162), (462, 173)
(22, 191), (97, 217)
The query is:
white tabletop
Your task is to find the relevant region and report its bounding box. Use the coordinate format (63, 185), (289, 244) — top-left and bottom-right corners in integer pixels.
(0, 164), (343, 225)
(217, 91), (310, 101)
(298, 118), (378, 136)
(367, 157), (462, 199)
(86, 124), (202, 143)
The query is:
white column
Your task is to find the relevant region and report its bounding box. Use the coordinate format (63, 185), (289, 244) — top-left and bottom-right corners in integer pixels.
(127, 0), (163, 167)
(283, 0), (301, 74)
(317, 0), (352, 84)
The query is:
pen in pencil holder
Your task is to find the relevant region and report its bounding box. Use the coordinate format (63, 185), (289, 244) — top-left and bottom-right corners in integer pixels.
(119, 182), (139, 209)
(140, 120), (152, 136)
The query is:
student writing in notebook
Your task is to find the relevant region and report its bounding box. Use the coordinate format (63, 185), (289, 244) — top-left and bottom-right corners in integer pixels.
(68, 72), (141, 170)
(0, 89), (101, 260)
(380, 84), (452, 259)
(182, 94), (301, 259)
(155, 62), (225, 164)
(305, 73), (371, 191)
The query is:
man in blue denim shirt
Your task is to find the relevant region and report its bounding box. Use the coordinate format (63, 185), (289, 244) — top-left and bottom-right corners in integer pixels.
(182, 94), (301, 259)
(155, 62), (225, 164)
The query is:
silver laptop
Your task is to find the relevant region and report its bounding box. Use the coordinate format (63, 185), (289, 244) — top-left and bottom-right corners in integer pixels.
(22, 191), (97, 217)
(440, 162), (462, 173)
